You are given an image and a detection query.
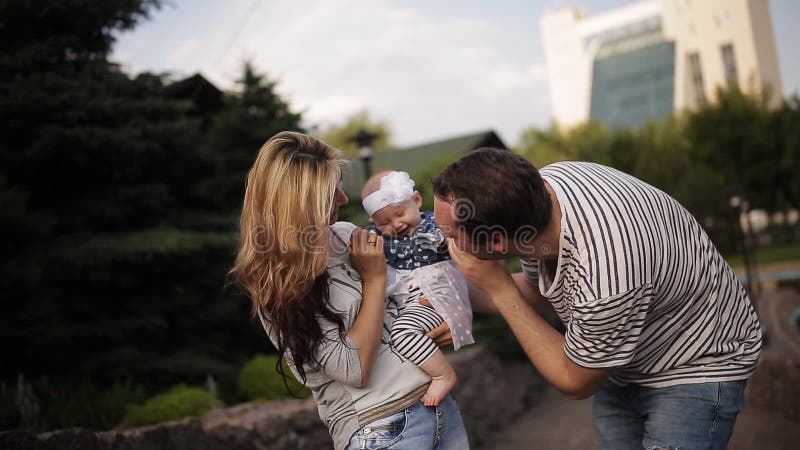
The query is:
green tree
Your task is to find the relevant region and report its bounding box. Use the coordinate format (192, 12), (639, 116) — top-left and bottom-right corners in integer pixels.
(0, 0), (161, 70)
(630, 117), (735, 249)
(512, 94), (777, 252)
(0, 0), (268, 412)
(197, 62), (303, 212)
(514, 125), (571, 167)
(516, 121), (614, 167)
(318, 110), (393, 156)
(415, 154), (463, 212)
(773, 95), (800, 210)
(686, 85), (782, 213)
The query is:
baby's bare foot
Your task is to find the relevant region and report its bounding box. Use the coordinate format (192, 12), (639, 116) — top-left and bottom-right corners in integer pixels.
(420, 370), (457, 407)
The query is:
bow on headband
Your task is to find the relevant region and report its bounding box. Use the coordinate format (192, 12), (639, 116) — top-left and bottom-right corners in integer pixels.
(362, 171), (415, 216)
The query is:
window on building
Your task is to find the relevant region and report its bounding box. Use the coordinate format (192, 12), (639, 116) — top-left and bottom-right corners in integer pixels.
(721, 43), (738, 85)
(688, 52), (706, 106)
(590, 40), (675, 128)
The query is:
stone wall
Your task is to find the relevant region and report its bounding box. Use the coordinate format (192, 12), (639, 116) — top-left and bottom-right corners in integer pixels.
(1, 346), (545, 449)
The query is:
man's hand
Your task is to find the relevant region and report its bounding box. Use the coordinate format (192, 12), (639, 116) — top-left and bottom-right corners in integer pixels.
(426, 322), (453, 347)
(419, 298), (454, 347)
(446, 238), (514, 293)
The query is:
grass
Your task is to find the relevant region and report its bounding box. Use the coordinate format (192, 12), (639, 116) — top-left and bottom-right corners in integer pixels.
(725, 243), (800, 268)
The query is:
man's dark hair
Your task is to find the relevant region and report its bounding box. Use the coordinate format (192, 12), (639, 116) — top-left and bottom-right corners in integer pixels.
(432, 148), (552, 244)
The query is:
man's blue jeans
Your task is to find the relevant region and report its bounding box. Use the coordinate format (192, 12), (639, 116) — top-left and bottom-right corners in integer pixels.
(593, 380), (747, 450)
(345, 394), (469, 449)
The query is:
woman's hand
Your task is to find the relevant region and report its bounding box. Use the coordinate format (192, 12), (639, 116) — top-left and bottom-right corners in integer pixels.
(349, 229), (386, 283)
(346, 229), (387, 386)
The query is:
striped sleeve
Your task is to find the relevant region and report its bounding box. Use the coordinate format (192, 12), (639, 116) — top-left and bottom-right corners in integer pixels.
(538, 162), (761, 386)
(564, 283), (654, 368)
(520, 257), (539, 287)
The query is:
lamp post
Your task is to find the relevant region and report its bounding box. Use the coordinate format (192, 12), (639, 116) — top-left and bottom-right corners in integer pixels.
(728, 187), (760, 301)
(353, 129), (377, 180)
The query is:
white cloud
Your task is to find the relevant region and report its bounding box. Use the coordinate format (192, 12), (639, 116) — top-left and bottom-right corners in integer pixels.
(167, 39), (202, 68)
(126, 0), (551, 146)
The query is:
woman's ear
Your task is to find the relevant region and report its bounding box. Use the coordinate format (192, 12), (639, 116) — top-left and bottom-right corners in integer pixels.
(413, 191), (423, 208)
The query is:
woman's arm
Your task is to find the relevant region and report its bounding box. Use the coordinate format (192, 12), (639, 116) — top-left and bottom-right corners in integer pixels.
(346, 229), (387, 386)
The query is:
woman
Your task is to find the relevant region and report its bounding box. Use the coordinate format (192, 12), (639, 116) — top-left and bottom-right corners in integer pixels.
(231, 131), (469, 450)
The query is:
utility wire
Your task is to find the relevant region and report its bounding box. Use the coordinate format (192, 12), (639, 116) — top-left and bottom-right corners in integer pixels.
(211, 0), (262, 69)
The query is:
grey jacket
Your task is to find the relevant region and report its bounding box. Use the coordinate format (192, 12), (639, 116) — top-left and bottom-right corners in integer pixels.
(259, 222), (430, 450)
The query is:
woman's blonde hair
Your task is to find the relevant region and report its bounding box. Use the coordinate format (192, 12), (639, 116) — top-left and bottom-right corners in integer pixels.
(230, 131), (345, 382)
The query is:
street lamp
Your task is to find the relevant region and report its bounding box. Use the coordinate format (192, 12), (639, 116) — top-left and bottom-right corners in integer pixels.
(728, 186), (760, 301)
(353, 129), (377, 180)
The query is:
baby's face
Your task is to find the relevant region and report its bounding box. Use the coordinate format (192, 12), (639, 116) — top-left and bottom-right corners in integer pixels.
(371, 200), (423, 236)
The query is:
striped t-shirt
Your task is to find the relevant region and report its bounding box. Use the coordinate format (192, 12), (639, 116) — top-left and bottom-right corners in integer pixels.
(521, 162), (762, 388)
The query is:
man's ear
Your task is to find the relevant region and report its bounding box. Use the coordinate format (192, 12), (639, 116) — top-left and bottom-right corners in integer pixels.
(413, 191), (423, 208)
(368, 217), (374, 223)
(491, 232), (507, 254)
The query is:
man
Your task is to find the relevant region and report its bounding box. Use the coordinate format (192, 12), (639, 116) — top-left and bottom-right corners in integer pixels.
(429, 148), (761, 450)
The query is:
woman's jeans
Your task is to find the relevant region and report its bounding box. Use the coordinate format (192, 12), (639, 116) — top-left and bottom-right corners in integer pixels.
(346, 394), (469, 449)
(593, 380), (747, 450)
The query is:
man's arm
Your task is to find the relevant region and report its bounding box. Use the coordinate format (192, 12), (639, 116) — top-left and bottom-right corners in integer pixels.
(469, 272), (554, 317)
(448, 242), (610, 399)
(425, 271), (554, 345)
(488, 278), (609, 399)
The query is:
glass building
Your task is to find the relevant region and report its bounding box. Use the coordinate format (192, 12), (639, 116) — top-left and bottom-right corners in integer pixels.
(540, 0), (783, 129)
(589, 29), (675, 128)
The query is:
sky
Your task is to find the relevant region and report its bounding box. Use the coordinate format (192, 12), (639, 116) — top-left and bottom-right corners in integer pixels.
(112, 0), (800, 147)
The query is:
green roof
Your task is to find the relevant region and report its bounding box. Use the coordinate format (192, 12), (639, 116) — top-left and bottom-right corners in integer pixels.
(341, 129), (506, 198)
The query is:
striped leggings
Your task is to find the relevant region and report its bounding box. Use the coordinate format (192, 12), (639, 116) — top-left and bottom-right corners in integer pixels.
(391, 302), (444, 365)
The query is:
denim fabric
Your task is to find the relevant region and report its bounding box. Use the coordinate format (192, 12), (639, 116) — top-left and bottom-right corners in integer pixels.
(593, 380), (747, 450)
(345, 394), (469, 450)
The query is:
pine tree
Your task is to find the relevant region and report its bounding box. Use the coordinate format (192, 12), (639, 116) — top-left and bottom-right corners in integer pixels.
(0, 1), (271, 396)
(197, 62), (304, 212)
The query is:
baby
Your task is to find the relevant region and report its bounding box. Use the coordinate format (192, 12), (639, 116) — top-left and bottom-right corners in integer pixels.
(361, 170), (473, 406)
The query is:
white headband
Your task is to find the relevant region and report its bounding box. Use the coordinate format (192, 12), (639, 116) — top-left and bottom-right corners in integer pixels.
(362, 171), (415, 216)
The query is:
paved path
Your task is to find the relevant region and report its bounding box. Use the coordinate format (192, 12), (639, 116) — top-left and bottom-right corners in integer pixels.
(477, 386), (800, 450)
(476, 387), (595, 450)
(477, 285), (800, 450)
(733, 260), (800, 292)
(731, 260), (800, 278)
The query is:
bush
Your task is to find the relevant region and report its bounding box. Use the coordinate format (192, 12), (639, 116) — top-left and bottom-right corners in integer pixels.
(0, 382), (18, 431)
(123, 384), (222, 426)
(237, 354), (310, 401)
(0, 375), (46, 432)
(472, 315), (528, 361)
(40, 378), (146, 431)
(472, 309), (564, 362)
